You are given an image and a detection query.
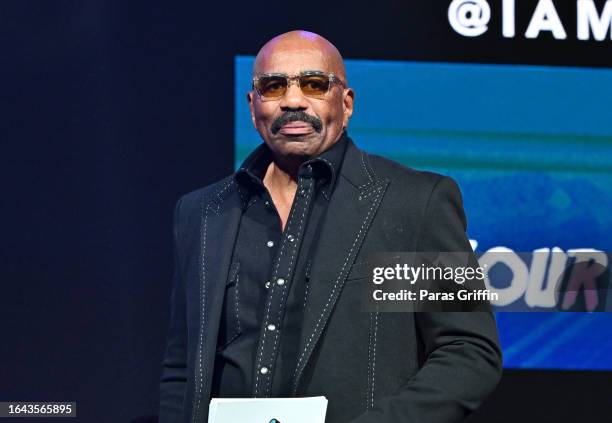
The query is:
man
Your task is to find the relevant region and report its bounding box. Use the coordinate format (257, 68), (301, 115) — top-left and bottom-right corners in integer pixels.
(159, 30), (502, 423)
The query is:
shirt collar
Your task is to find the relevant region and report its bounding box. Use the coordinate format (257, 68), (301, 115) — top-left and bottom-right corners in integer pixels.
(235, 131), (349, 209)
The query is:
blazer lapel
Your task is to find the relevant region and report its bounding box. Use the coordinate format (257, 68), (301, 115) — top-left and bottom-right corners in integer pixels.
(292, 140), (389, 394)
(191, 177), (243, 423)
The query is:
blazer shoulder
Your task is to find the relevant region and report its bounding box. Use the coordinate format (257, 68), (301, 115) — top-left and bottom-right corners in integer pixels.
(363, 152), (465, 219)
(178, 175), (235, 207)
(174, 175), (236, 225)
(366, 152), (448, 191)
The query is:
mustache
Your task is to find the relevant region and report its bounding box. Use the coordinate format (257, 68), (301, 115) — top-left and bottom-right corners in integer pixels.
(270, 111), (323, 134)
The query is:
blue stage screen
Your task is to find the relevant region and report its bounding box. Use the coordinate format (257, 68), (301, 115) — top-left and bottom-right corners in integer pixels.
(235, 56), (612, 370)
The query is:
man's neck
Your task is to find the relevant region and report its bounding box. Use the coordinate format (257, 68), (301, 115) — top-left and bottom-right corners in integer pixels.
(263, 160), (299, 201)
(263, 161), (300, 231)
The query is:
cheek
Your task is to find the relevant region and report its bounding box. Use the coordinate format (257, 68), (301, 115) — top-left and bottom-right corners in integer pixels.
(320, 99), (346, 124)
(253, 102), (277, 124)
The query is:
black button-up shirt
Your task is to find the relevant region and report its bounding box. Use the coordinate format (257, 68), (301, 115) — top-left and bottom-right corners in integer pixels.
(211, 132), (348, 398)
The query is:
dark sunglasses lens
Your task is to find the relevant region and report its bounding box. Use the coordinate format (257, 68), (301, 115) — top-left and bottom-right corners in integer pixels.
(299, 75), (330, 96)
(257, 76), (287, 98)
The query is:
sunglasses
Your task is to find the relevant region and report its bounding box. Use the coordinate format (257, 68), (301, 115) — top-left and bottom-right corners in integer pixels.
(252, 71), (346, 101)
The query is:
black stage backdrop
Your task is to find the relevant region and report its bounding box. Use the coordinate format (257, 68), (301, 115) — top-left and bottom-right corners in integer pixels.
(1, 1), (611, 422)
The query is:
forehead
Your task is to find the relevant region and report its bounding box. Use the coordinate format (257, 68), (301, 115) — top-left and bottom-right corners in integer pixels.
(254, 48), (332, 76)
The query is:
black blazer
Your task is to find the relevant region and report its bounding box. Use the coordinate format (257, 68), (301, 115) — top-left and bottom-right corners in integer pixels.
(159, 138), (503, 423)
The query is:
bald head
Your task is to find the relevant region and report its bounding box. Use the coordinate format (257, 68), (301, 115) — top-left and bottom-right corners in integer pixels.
(253, 30), (346, 83)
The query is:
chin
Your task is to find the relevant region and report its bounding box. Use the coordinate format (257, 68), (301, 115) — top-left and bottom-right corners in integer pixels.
(272, 134), (323, 155)
(277, 143), (315, 159)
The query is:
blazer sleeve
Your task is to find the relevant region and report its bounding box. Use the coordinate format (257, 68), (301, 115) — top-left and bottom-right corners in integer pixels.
(159, 197), (188, 423)
(349, 176), (503, 423)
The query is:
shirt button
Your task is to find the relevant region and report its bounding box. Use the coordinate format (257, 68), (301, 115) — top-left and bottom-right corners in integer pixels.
(267, 324), (276, 331)
(287, 234), (295, 242)
(265, 281), (271, 289)
(260, 367), (269, 375)
(277, 278), (285, 286)
(267, 240), (274, 247)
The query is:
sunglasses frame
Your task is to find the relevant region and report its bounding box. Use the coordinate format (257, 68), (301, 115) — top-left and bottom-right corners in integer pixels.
(252, 70), (346, 101)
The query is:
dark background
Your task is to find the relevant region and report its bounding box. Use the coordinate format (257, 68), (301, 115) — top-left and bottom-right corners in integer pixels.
(2, 1), (611, 421)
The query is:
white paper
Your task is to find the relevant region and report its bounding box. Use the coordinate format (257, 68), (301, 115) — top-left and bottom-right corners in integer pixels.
(207, 396), (328, 423)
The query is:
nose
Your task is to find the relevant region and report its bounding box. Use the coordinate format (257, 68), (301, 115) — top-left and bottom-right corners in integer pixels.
(279, 80), (309, 111)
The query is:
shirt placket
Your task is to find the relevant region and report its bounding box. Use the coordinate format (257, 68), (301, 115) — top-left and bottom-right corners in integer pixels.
(252, 164), (316, 397)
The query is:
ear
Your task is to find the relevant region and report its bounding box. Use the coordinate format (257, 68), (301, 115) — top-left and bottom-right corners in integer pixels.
(247, 91), (257, 129)
(342, 88), (355, 129)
